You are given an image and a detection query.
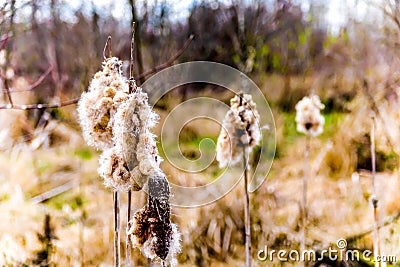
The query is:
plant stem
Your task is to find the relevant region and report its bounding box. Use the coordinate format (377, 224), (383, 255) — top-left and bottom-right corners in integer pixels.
(301, 136), (310, 262)
(126, 190), (132, 266)
(243, 148), (251, 267)
(114, 191), (120, 267)
(370, 116), (381, 267)
(126, 23), (135, 267)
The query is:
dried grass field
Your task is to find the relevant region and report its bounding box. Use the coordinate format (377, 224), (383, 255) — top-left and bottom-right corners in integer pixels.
(2, 1), (400, 266)
(1, 73), (400, 266)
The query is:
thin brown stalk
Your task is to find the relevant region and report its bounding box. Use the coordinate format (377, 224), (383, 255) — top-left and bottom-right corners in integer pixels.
(129, 23), (136, 90)
(126, 22), (136, 267)
(301, 136), (310, 263)
(114, 191), (121, 267)
(243, 148), (251, 267)
(3, 76), (13, 107)
(103, 36), (112, 59)
(370, 116), (381, 267)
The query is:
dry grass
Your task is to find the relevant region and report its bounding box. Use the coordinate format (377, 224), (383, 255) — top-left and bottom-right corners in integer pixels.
(0, 74), (400, 266)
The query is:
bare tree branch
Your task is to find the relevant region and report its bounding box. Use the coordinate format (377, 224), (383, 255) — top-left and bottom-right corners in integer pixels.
(0, 35), (194, 111)
(0, 97), (80, 110)
(135, 34), (194, 80)
(1, 65), (53, 93)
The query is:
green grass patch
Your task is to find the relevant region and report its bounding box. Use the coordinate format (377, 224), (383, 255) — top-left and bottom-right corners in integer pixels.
(74, 148), (93, 160)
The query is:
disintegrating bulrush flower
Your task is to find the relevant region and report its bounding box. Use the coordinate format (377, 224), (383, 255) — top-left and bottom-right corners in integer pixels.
(77, 57), (129, 150)
(77, 55), (180, 265)
(295, 95), (325, 137)
(216, 93), (261, 168)
(128, 168), (181, 266)
(98, 146), (143, 192)
(112, 87), (161, 169)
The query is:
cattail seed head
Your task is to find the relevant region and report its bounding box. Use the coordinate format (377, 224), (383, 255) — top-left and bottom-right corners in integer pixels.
(77, 57), (129, 150)
(98, 146), (143, 192)
(216, 93), (261, 168)
(295, 95), (325, 137)
(127, 168), (180, 266)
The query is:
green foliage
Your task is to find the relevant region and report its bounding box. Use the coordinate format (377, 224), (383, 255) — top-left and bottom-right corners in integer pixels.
(74, 148), (93, 160)
(48, 193), (86, 211)
(282, 111), (344, 143)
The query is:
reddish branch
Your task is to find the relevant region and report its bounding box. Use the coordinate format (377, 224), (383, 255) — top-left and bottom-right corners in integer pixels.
(0, 65), (53, 93)
(1, 35), (194, 110)
(135, 34), (194, 80)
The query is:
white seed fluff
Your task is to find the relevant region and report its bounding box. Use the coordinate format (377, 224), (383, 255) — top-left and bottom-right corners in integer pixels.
(77, 57), (129, 150)
(216, 94), (261, 168)
(98, 146), (142, 192)
(295, 95), (325, 137)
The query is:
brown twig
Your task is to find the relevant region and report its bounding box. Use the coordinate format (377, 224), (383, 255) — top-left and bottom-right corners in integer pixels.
(0, 97), (79, 110)
(0, 34), (8, 50)
(129, 23), (135, 88)
(103, 36), (112, 59)
(135, 34), (194, 80)
(0, 35), (194, 111)
(3, 74), (14, 107)
(1, 65), (53, 93)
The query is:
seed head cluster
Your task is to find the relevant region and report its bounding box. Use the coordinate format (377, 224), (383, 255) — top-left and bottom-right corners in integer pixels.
(77, 57), (129, 150)
(295, 95), (325, 137)
(77, 57), (180, 264)
(216, 93), (261, 168)
(128, 170), (181, 266)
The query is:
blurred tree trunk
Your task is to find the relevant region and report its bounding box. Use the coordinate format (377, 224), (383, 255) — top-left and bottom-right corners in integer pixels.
(31, 0), (48, 69)
(91, 5), (101, 59)
(129, 0), (144, 84)
(50, 0), (63, 96)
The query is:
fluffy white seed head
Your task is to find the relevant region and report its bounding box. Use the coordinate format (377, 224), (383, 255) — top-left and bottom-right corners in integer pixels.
(98, 146), (143, 192)
(216, 93), (261, 168)
(77, 57), (129, 150)
(112, 87), (161, 178)
(165, 223), (181, 267)
(295, 95), (325, 137)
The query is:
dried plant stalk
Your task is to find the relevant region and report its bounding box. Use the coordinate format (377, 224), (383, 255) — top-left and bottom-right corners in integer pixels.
(114, 191), (120, 267)
(370, 116), (381, 267)
(301, 136), (310, 258)
(216, 93), (261, 267)
(295, 95), (324, 263)
(243, 150), (251, 267)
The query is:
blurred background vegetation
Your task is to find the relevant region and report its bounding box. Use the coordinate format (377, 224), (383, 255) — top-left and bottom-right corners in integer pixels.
(1, 0), (400, 266)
